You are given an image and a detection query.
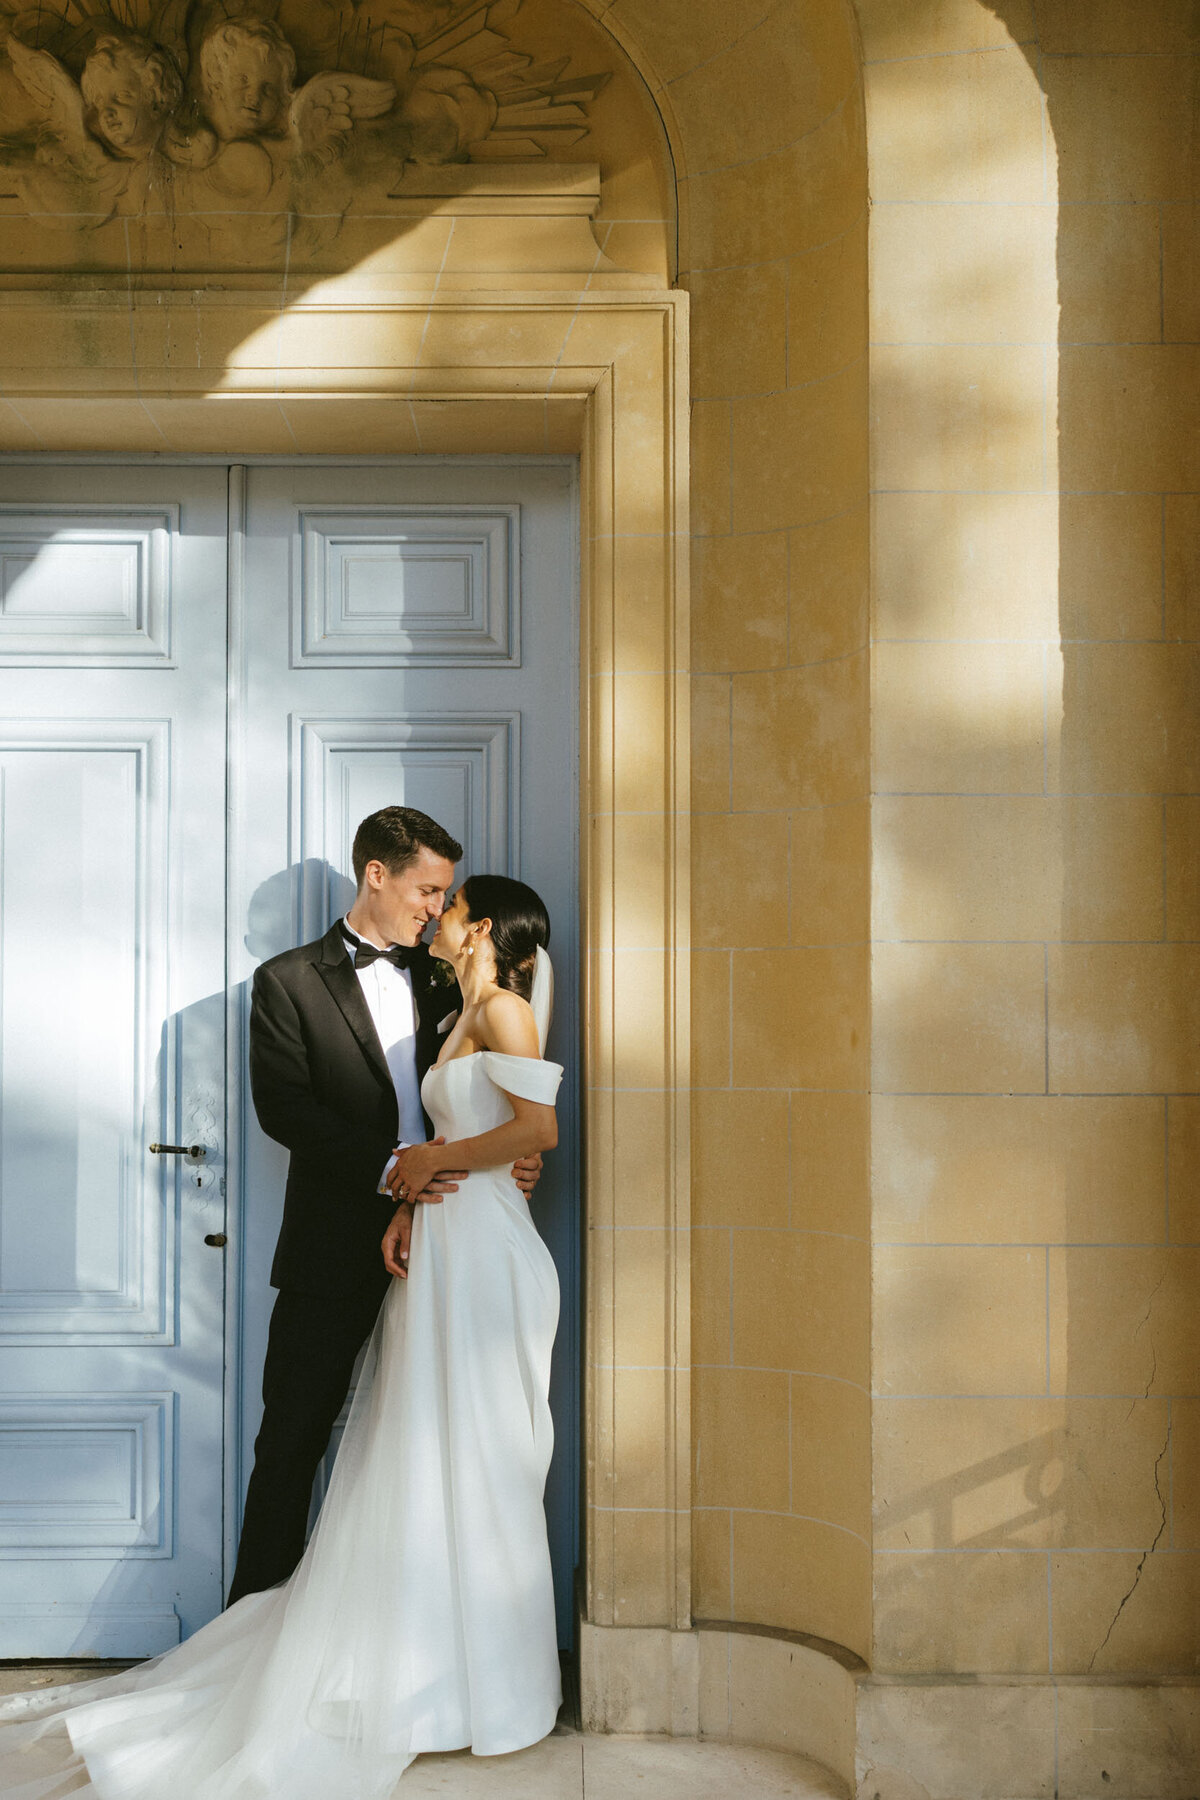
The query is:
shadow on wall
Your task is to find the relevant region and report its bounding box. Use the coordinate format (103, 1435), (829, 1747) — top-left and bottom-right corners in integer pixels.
(871, 0), (1198, 1680)
(46, 860), (360, 1650)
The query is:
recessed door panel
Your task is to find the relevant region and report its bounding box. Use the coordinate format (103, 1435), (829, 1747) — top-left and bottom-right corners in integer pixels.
(0, 505), (175, 664)
(296, 504), (520, 665)
(0, 724), (166, 1339)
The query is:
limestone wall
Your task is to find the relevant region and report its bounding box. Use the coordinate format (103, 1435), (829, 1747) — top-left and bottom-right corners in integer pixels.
(859, 0), (1198, 1786)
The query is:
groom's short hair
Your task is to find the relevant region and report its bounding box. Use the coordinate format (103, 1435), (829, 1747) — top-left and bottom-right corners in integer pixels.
(352, 807), (463, 886)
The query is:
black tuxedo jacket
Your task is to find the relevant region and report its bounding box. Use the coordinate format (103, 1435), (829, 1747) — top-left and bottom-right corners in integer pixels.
(249, 924), (455, 1295)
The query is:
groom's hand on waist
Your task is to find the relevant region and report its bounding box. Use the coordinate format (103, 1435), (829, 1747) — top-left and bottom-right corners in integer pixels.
(512, 1152), (542, 1198)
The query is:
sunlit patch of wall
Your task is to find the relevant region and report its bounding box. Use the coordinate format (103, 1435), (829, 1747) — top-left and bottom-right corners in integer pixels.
(859, 0), (1198, 1789)
(864, 0), (1065, 1672)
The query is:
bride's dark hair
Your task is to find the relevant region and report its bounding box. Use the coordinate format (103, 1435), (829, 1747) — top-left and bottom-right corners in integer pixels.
(460, 875), (550, 1004)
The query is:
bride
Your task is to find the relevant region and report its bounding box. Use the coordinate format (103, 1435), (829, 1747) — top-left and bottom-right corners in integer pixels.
(0, 876), (563, 1800)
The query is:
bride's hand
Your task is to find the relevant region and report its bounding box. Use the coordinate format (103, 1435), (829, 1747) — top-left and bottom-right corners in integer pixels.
(381, 1200), (414, 1278)
(386, 1138), (467, 1206)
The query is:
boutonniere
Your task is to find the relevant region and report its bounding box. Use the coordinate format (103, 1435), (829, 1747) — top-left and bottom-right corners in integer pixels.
(430, 957), (459, 989)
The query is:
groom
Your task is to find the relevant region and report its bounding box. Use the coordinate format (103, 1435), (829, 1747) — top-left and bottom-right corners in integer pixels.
(228, 805), (540, 1604)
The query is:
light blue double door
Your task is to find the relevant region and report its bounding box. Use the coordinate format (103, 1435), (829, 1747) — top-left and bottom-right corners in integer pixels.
(0, 459), (579, 1657)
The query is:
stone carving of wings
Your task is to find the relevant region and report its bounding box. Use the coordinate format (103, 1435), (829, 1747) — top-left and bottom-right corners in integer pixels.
(1, 35), (129, 217)
(7, 37), (103, 166)
(403, 0), (611, 160)
(290, 68), (397, 163)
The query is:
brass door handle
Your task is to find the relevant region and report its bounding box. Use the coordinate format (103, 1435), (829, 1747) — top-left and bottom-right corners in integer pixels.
(149, 1143), (206, 1158)
(204, 1234), (228, 1248)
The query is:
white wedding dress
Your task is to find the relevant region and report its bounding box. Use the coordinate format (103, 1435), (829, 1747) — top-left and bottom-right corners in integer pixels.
(0, 1046), (564, 1800)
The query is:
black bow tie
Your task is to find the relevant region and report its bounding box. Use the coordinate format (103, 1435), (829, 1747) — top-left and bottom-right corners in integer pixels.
(343, 932), (413, 972)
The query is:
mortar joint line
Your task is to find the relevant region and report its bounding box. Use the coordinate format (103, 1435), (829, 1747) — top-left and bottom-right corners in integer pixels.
(727, 1226), (735, 1365)
(1160, 486), (1170, 634)
(1045, 1245), (1052, 1398)
(787, 1370), (793, 1514)
(1047, 1546), (1055, 1679)
(1167, 1395), (1175, 1550)
(1043, 941), (1051, 1097)
(1164, 1097), (1171, 1244)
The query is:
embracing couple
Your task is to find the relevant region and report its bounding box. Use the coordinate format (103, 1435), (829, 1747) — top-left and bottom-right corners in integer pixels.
(0, 806), (564, 1799)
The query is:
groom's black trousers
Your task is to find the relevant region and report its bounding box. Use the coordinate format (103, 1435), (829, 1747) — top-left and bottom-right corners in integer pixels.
(227, 1277), (390, 1607)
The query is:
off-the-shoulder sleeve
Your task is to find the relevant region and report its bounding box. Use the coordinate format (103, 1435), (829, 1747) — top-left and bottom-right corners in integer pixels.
(480, 1052), (563, 1104)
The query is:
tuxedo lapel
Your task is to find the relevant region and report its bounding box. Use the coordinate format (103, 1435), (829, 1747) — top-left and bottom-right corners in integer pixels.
(409, 946), (458, 1082)
(313, 926), (394, 1095)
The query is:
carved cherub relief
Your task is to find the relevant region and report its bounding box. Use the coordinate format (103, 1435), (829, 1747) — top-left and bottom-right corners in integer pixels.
(0, 0), (610, 252)
(198, 14), (294, 141)
(81, 32), (183, 158)
(0, 35), (135, 218)
(166, 14), (395, 216)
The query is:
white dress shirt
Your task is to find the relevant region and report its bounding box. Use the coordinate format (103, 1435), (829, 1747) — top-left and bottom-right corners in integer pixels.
(340, 918), (425, 1195)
